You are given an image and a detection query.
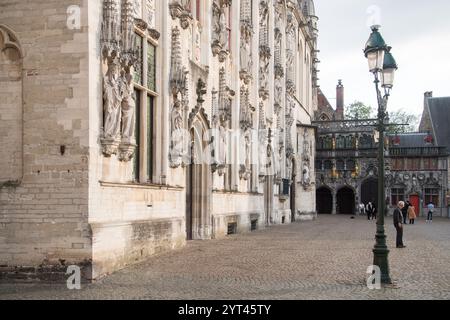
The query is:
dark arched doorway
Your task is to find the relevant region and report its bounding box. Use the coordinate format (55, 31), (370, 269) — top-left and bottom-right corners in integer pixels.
(186, 110), (212, 240)
(290, 159), (296, 222)
(337, 187), (355, 214)
(316, 187), (332, 214)
(361, 178), (378, 206)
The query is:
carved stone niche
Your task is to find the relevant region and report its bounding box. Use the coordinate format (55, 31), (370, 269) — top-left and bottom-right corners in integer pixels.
(239, 22), (253, 84)
(211, 0), (231, 62)
(286, 79), (295, 96)
(170, 0), (193, 29)
(240, 165), (251, 181)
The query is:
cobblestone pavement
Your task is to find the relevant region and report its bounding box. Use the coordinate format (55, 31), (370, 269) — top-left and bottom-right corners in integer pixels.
(1, 215), (450, 300)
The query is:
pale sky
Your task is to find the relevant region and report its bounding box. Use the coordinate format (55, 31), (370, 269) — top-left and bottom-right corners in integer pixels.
(315, 0), (450, 120)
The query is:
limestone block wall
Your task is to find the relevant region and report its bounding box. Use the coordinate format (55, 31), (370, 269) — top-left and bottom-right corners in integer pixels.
(211, 192), (264, 238)
(86, 0), (186, 279)
(0, 27), (22, 183)
(0, 0), (91, 276)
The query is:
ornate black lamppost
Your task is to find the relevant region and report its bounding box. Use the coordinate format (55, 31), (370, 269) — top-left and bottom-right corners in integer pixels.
(364, 25), (398, 284)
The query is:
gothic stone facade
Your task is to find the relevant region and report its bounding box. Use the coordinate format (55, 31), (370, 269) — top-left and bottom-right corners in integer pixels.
(0, 0), (319, 280)
(314, 87), (449, 217)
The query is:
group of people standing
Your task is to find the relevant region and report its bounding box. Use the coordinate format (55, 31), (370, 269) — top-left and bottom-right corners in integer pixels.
(401, 201), (417, 224)
(359, 202), (377, 220)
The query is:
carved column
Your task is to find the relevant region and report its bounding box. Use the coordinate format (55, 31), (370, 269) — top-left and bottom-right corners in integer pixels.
(169, 27), (189, 168)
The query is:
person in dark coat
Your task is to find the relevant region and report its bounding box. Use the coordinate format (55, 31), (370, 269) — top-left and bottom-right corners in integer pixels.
(366, 202), (375, 220)
(393, 201), (406, 248)
(402, 201), (410, 224)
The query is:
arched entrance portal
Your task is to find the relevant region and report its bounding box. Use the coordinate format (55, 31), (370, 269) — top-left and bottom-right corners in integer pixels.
(337, 187), (355, 214)
(316, 187), (332, 214)
(361, 178), (378, 207)
(186, 111), (212, 240)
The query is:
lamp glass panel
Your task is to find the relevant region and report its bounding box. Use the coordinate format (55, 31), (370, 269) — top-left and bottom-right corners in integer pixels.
(382, 68), (395, 88)
(367, 49), (385, 72)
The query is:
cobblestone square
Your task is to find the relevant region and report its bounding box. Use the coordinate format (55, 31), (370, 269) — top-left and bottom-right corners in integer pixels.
(1, 215), (449, 300)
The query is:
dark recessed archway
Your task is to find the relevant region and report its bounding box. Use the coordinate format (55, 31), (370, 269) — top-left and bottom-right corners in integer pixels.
(337, 187), (355, 215)
(316, 187), (333, 214)
(361, 178), (378, 206)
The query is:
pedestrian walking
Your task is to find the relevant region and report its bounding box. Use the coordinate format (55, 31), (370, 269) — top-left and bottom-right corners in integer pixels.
(372, 203), (377, 220)
(402, 201), (410, 224)
(426, 202), (435, 223)
(366, 202), (374, 220)
(359, 203), (366, 216)
(393, 201), (406, 248)
(408, 205), (417, 225)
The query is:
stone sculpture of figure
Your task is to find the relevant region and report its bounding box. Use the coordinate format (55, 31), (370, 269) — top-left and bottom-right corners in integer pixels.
(211, 3), (221, 46)
(170, 100), (184, 162)
(303, 139), (311, 161)
(303, 163), (310, 185)
(133, 0), (142, 19)
(120, 72), (136, 144)
(219, 9), (228, 49)
(218, 123), (227, 165)
(240, 38), (250, 72)
(103, 62), (122, 140)
(259, 57), (269, 89)
(244, 134), (251, 169)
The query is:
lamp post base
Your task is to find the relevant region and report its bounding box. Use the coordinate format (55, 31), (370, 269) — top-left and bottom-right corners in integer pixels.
(373, 233), (392, 284)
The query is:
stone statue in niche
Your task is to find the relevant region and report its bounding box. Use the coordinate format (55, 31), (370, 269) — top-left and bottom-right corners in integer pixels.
(218, 123), (227, 167)
(259, 56), (269, 95)
(211, 2), (223, 55)
(240, 132), (252, 180)
(133, 0), (142, 19)
(219, 9), (228, 48)
(118, 70), (138, 162)
(120, 72), (136, 144)
(240, 37), (251, 73)
(170, 100), (185, 167)
(103, 62), (122, 142)
(303, 163), (310, 186)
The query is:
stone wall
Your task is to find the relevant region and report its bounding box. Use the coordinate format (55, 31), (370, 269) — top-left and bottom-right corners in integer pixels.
(0, 25), (22, 183)
(0, 0), (92, 278)
(0, 0), (319, 281)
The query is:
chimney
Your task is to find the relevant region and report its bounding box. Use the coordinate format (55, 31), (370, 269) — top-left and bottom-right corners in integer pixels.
(424, 91), (433, 99)
(336, 79), (344, 120)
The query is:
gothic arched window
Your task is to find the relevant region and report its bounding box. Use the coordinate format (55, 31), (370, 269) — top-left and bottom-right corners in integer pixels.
(346, 160), (356, 171)
(336, 136), (345, 149)
(336, 159), (345, 171)
(345, 136), (355, 149)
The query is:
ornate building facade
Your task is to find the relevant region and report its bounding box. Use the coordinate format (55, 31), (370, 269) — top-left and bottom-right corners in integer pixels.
(314, 84), (449, 217)
(0, 0), (319, 280)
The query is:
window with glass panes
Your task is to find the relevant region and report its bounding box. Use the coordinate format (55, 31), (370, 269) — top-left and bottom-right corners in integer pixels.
(407, 158), (420, 170)
(346, 160), (356, 171)
(392, 158), (405, 171)
(423, 158), (438, 170)
(391, 188), (405, 206)
(132, 28), (158, 183)
(424, 188), (439, 207)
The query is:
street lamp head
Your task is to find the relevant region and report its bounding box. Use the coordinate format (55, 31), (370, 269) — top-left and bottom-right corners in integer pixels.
(382, 46), (398, 90)
(364, 25), (387, 73)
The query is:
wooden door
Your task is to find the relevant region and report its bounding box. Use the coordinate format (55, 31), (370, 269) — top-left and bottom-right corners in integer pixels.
(409, 195), (420, 218)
